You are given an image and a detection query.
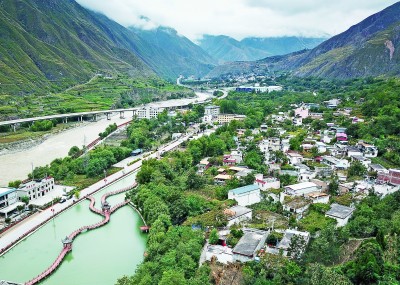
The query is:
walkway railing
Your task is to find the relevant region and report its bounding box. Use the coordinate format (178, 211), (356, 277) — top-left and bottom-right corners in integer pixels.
(24, 184), (136, 285)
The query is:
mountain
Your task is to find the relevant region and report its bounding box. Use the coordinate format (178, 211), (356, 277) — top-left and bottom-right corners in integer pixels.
(198, 35), (326, 63)
(0, 0), (216, 96)
(128, 26), (216, 80)
(207, 2), (400, 79)
(0, 0), (153, 94)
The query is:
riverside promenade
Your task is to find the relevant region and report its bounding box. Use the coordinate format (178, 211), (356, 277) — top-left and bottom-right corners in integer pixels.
(0, 128), (206, 254)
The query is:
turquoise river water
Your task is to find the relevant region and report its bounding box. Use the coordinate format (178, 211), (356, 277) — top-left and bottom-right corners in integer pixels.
(0, 173), (147, 285)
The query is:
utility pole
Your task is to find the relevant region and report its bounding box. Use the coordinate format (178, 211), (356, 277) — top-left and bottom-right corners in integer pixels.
(31, 162), (34, 181)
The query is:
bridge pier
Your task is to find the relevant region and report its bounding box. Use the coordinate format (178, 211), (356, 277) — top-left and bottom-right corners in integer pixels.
(120, 111), (125, 119)
(106, 112), (111, 120)
(92, 114), (97, 122)
(80, 116), (83, 122)
(11, 124), (16, 132)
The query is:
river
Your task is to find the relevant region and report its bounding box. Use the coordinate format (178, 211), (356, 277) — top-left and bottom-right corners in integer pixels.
(0, 91), (212, 185)
(0, 173), (147, 284)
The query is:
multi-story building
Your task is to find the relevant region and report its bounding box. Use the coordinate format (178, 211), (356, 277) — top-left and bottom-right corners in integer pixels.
(134, 107), (165, 119)
(204, 105), (220, 116)
(217, 114), (246, 124)
(17, 177), (55, 201)
(0, 187), (18, 209)
(0, 187), (24, 218)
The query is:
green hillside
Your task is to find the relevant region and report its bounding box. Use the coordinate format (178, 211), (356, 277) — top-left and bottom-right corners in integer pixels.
(0, 0), (153, 95)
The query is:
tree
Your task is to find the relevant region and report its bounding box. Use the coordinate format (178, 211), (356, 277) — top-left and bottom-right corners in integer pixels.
(68, 146), (81, 158)
(21, 196), (29, 205)
(209, 229), (219, 245)
(74, 190), (80, 200)
(288, 234), (307, 261)
(159, 270), (187, 285)
(186, 169), (205, 190)
(328, 177), (339, 196)
(307, 263), (352, 285)
(8, 180), (21, 188)
(348, 160), (367, 178)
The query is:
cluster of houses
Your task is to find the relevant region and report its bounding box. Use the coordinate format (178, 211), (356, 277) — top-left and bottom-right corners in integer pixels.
(0, 177), (67, 219)
(202, 100), (400, 265)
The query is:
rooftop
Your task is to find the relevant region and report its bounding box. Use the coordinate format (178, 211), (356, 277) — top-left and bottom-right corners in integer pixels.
(232, 232), (266, 257)
(277, 229), (310, 250)
(225, 205), (252, 220)
(285, 182), (318, 191)
(229, 184), (259, 196)
(326, 203), (354, 219)
(0, 187), (16, 197)
(214, 174), (232, 180)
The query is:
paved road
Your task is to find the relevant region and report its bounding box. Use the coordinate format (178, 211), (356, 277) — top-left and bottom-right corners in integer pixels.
(0, 126), (215, 253)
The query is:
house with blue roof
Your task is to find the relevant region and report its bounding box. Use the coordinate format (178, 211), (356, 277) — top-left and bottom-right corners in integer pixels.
(228, 184), (261, 206)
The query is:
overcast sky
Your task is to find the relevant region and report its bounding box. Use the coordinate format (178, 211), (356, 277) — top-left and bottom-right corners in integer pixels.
(76, 0), (399, 41)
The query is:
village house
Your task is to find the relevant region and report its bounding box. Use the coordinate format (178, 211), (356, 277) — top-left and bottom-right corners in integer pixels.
(351, 155), (371, 168)
(357, 141), (378, 158)
(225, 205), (253, 227)
(268, 137), (281, 152)
(322, 156), (350, 170)
(347, 146), (363, 158)
(280, 182), (321, 203)
(197, 157), (211, 175)
(294, 106), (309, 119)
(292, 116), (303, 126)
(232, 229), (268, 262)
(316, 142), (327, 153)
(378, 169), (400, 186)
(307, 192), (330, 204)
(258, 139), (269, 153)
(369, 164), (387, 174)
(286, 152), (304, 165)
(325, 203), (355, 227)
(228, 184), (261, 206)
(254, 174), (280, 191)
(282, 196), (310, 218)
(281, 139), (290, 153)
(267, 229), (310, 258)
(214, 174), (232, 185)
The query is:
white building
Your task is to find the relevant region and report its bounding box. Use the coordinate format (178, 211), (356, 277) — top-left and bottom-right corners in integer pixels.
(281, 182), (321, 203)
(0, 187), (24, 218)
(322, 156), (350, 170)
(17, 177), (55, 201)
(225, 206), (253, 227)
(316, 142), (327, 153)
(357, 141), (378, 158)
(347, 147), (363, 158)
(204, 105), (220, 116)
(287, 152), (304, 165)
(325, 203), (354, 227)
(254, 174), (280, 191)
(228, 184), (261, 206)
(134, 107), (165, 119)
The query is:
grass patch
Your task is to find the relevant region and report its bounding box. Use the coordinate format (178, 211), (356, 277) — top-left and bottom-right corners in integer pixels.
(298, 210), (336, 234)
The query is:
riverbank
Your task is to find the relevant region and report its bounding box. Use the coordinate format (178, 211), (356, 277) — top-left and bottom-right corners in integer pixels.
(0, 90), (212, 185)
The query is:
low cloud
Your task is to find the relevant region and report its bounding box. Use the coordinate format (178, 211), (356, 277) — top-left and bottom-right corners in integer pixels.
(76, 0), (398, 40)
